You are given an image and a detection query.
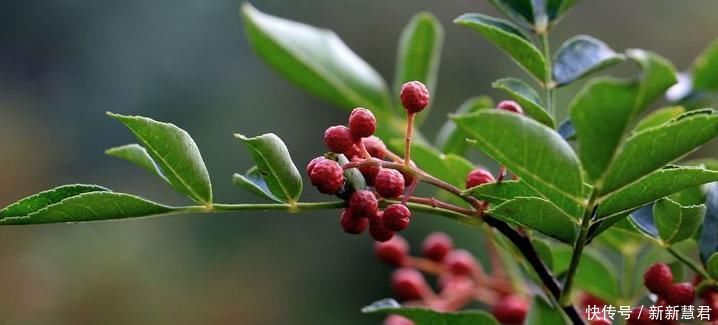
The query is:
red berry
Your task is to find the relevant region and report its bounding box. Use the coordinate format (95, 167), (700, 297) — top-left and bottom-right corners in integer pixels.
(444, 249), (478, 276)
(340, 209), (368, 234)
(492, 295), (529, 324)
(580, 293), (607, 308)
(348, 190), (379, 217)
(422, 232), (453, 262)
(383, 204), (411, 231)
(324, 125), (354, 154)
(391, 267), (428, 301)
(370, 212), (395, 242)
(400, 81), (430, 114)
(644, 263), (674, 295)
(375, 169), (405, 198)
(465, 168), (496, 189)
(306, 156), (325, 177)
(589, 318), (611, 325)
(664, 282), (695, 306)
(363, 136), (388, 159)
(627, 306), (654, 325)
(497, 100), (524, 114)
(374, 235), (409, 266)
(384, 315), (414, 325)
(348, 107), (376, 139)
(345, 144), (363, 160)
(354, 158), (380, 185)
(309, 159), (345, 194)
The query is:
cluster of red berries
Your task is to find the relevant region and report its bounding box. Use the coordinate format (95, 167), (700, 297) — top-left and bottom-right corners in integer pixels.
(307, 81), (432, 242)
(375, 233), (529, 325)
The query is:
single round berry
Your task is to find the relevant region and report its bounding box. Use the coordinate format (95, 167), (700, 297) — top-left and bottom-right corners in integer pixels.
(644, 263), (674, 295)
(444, 249), (478, 276)
(309, 159), (345, 194)
(324, 125), (354, 154)
(422, 232), (453, 262)
(348, 190), (379, 217)
(375, 169), (406, 198)
(492, 295), (529, 325)
(400, 81), (430, 114)
(374, 235), (409, 266)
(384, 315), (414, 325)
(340, 209), (368, 234)
(497, 100), (524, 114)
(391, 267), (428, 301)
(354, 158), (380, 185)
(306, 156), (325, 177)
(580, 293), (607, 308)
(348, 107), (376, 139)
(589, 318), (612, 325)
(383, 204), (411, 231)
(363, 136), (388, 159)
(370, 212), (395, 242)
(627, 306), (653, 325)
(465, 168), (496, 189)
(664, 282), (695, 306)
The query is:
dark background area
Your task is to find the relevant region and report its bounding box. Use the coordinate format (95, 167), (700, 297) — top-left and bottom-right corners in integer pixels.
(0, 1), (716, 324)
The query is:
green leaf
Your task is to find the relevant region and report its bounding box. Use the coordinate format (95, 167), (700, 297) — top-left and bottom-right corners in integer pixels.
(395, 12), (443, 119)
(488, 196), (579, 243)
(362, 299), (499, 325)
(707, 253), (718, 279)
(232, 166), (281, 202)
(487, 0), (581, 28)
(597, 165), (718, 220)
(240, 3), (390, 112)
(634, 106), (686, 132)
(700, 184), (718, 262)
(693, 38), (718, 91)
(464, 180), (538, 205)
(108, 113), (213, 204)
(454, 13), (547, 81)
(525, 296), (565, 325)
(453, 110), (584, 218)
(654, 197), (705, 245)
(0, 184), (109, 218)
(492, 78), (555, 127)
(106, 144), (167, 181)
(236, 133), (302, 204)
(486, 0), (534, 27)
(435, 96), (494, 155)
(569, 50), (676, 182)
(552, 35), (624, 86)
(599, 110), (718, 195)
(1, 191), (173, 225)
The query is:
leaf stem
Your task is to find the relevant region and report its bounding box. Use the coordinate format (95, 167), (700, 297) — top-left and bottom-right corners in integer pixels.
(404, 113), (416, 167)
(666, 246), (712, 280)
(539, 31), (555, 116)
(560, 190), (598, 306)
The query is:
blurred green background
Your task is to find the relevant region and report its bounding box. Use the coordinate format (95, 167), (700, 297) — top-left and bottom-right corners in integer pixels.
(1, 0), (717, 324)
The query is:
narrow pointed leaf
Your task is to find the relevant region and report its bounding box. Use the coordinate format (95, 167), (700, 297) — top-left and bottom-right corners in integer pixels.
(627, 49), (678, 109)
(634, 106), (686, 132)
(453, 110), (584, 218)
(693, 39), (718, 91)
(700, 183), (718, 262)
(362, 299), (499, 324)
(435, 96), (494, 155)
(236, 133), (302, 204)
(232, 166), (281, 203)
(654, 198), (705, 245)
(525, 296), (565, 325)
(0, 184), (109, 219)
(492, 78), (554, 127)
(488, 196), (579, 243)
(395, 12), (443, 119)
(487, 0), (534, 27)
(241, 3), (390, 112)
(600, 110), (718, 195)
(455, 13), (547, 81)
(553, 35), (624, 86)
(106, 144), (167, 181)
(597, 165), (718, 219)
(464, 180), (539, 205)
(1, 192), (173, 225)
(108, 113), (213, 204)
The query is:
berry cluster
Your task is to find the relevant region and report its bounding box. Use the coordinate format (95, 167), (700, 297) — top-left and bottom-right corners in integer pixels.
(375, 233), (529, 325)
(307, 81), (432, 242)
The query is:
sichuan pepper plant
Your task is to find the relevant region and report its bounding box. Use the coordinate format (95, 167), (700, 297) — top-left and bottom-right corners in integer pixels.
(3, 1), (718, 324)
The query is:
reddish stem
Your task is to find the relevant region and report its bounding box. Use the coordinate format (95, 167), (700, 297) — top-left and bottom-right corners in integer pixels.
(404, 113), (416, 167)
